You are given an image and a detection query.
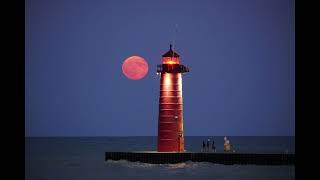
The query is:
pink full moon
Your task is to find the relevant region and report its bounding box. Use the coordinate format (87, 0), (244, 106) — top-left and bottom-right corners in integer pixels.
(122, 56), (149, 80)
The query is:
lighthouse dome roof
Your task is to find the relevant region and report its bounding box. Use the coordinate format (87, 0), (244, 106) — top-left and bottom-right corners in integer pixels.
(162, 44), (180, 57)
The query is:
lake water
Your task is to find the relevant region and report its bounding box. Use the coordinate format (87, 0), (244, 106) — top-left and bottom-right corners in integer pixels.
(25, 136), (295, 180)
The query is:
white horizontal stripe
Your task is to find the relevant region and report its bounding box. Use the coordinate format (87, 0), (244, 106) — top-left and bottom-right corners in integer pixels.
(160, 84), (181, 85)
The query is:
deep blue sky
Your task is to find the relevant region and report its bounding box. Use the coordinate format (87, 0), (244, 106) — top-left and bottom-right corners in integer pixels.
(25, 0), (295, 136)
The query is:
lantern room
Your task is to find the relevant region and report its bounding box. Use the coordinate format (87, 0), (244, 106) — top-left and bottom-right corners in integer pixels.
(162, 44), (180, 65)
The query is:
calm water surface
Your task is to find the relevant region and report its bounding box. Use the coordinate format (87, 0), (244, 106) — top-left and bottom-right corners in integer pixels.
(25, 136), (295, 180)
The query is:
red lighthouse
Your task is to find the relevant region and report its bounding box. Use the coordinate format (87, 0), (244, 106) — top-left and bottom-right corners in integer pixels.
(157, 44), (189, 152)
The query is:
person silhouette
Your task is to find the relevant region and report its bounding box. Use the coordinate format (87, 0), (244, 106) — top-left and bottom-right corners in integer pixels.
(212, 140), (216, 152)
(224, 136), (231, 152)
(207, 139), (210, 152)
(202, 141), (206, 152)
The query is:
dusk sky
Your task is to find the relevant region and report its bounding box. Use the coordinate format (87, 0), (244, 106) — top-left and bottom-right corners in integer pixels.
(25, 0), (295, 136)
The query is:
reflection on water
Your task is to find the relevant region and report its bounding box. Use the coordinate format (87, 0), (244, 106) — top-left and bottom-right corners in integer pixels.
(166, 162), (190, 169)
(106, 160), (209, 169)
(107, 160), (158, 168)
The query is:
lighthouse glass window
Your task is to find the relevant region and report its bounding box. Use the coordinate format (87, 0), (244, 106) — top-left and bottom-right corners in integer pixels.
(162, 57), (180, 64)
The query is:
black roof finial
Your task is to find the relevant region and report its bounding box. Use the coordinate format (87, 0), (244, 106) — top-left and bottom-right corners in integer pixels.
(162, 44), (180, 57)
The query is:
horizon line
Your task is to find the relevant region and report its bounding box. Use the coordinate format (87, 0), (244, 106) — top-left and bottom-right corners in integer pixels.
(25, 135), (295, 138)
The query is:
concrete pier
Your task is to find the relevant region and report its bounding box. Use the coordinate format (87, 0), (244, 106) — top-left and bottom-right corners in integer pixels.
(105, 152), (294, 165)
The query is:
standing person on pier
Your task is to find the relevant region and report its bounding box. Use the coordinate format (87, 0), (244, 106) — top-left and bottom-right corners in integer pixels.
(224, 136), (231, 152)
(212, 139), (216, 152)
(202, 141), (206, 152)
(207, 139), (210, 152)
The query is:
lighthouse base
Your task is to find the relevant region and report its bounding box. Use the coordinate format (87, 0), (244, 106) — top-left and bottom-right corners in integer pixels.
(105, 152), (294, 165)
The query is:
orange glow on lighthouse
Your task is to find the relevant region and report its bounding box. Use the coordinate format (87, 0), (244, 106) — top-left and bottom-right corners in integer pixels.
(162, 57), (180, 64)
(156, 44), (189, 152)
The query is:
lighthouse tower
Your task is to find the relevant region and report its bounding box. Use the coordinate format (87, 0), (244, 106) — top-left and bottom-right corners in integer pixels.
(157, 44), (189, 152)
